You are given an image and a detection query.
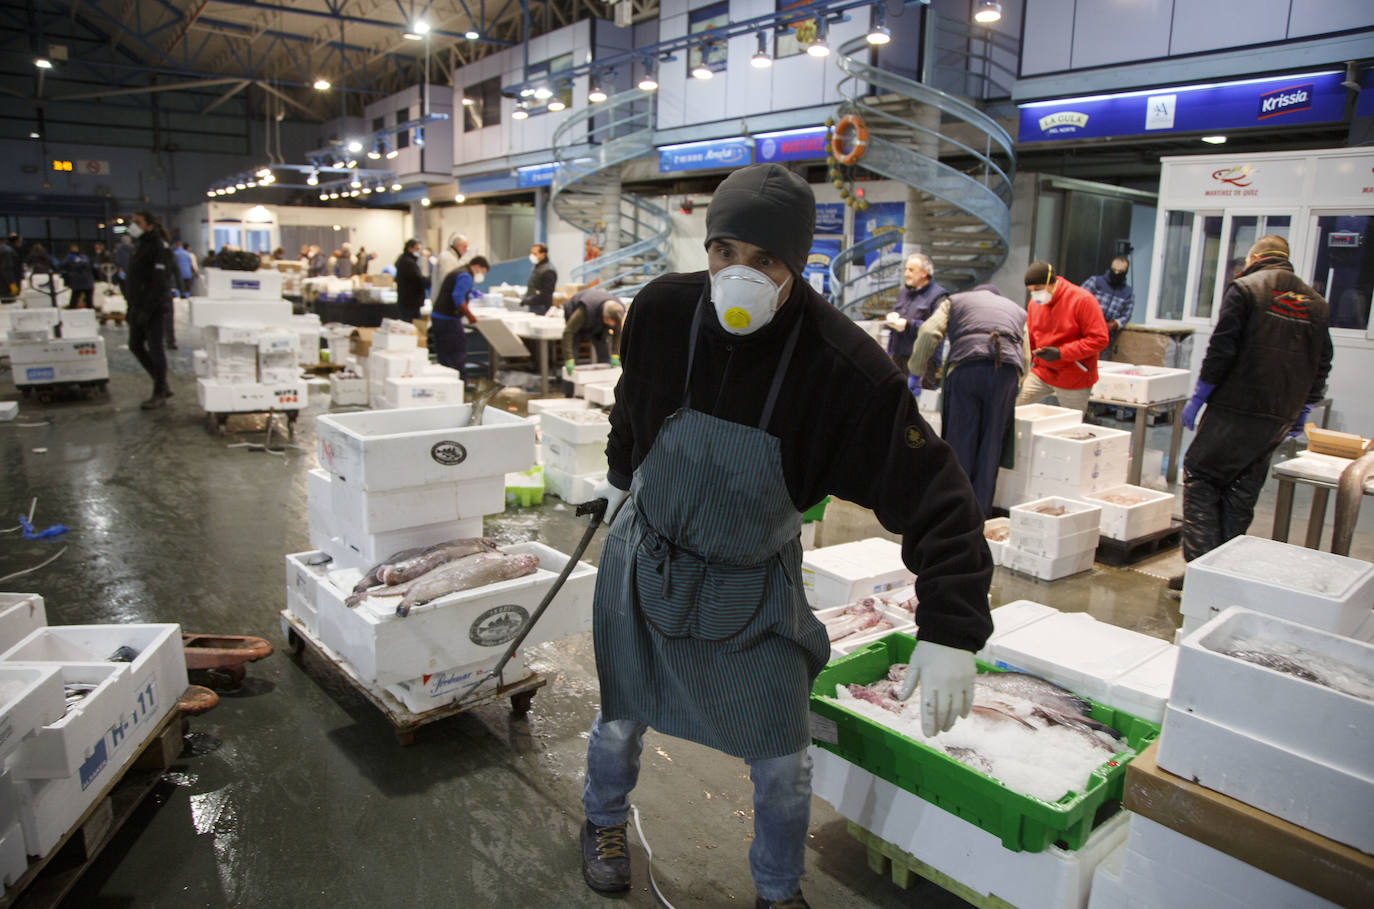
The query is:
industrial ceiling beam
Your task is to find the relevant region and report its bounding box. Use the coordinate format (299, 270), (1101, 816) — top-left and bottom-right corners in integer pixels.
(200, 77), (250, 112)
(53, 74), (247, 100)
(194, 0), (513, 45)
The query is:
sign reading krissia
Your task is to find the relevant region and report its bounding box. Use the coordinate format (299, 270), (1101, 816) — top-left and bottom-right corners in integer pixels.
(755, 127), (829, 163)
(1018, 70), (1348, 143)
(658, 138), (752, 173)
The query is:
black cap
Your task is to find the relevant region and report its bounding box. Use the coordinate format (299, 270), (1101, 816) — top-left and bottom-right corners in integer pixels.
(1025, 261), (1055, 286)
(705, 164), (815, 275)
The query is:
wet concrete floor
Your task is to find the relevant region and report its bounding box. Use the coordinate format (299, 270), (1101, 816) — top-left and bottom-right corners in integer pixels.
(0, 323), (1369, 908)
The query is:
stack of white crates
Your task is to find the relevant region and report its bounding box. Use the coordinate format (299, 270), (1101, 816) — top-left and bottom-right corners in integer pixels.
(291, 313), (322, 365)
(540, 409), (611, 503)
(6, 308), (110, 391)
(1029, 425), (1132, 499)
(194, 323), (306, 415)
(365, 319), (462, 410)
(1177, 534), (1374, 642)
(189, 269), (292, 328)
(571, 364), (620, 401)
(0, 596), (187, 868)
(286, 403), (600, 713)
(1003, 496), (1102, 580)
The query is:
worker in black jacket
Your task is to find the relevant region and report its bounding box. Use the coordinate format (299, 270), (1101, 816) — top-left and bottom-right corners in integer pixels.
(560, 287), (624, 393)
(521, 243), (556, 315)
(393, 239), (426, 322)
(578, 164), (992, 909)
(59, 246), (96, 309)
(1175, 235), (1333, 580)
(125, 211), (174, 409)
(431, 256), (489, 377)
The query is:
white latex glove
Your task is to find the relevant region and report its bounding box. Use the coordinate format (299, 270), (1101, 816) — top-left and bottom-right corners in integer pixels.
(898, 641), (976, 737)
(885, 312), (909, 332)
(589, 479), (629, 525)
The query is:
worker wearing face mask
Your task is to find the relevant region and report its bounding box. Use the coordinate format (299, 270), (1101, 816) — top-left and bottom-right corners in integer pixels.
(1015, 261), (1109, 414)
(577, 164), (993, 909)
(521, 243), (556, 315)
(1081, 256), (1134, 355)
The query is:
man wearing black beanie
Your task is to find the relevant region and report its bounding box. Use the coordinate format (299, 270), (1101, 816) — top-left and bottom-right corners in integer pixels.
(578, 163), (993, 909)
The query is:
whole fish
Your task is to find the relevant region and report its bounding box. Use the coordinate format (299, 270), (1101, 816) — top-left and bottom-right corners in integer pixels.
(946, 746), (994, 775)
(1220, 649), (1322, 684)
(975, 671), (1092, 717)
(394, 551), (540, 617)
(352, 538), (500, 597)
(972, 702), (1036, 729)
(352, 545), (430, 595)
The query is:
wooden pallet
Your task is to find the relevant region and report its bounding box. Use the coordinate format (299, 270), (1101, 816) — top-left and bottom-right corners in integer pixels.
(847, 822), (1015, 908)
(280, 611), (548, 746)
(1095, 520), (1184, 567)
(1, 708), (185, 909)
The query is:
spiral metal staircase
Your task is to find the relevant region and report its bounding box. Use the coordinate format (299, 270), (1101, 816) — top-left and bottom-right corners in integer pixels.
(829, 35), (1016, 316)
(550, 90), (671, 294)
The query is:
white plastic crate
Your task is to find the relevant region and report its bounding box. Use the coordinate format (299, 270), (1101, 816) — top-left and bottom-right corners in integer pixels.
(188, 297), (292, 327)
(1077, 485), (1174, 541)
(541, 409), (612, 445)
(1013, 403), (1082, 466)
(1031, 425), (1132, 485)
(316, 541), (596, 685)
(585, 383), (616, 407)
(543, 466), (604, 504)
(383, 375), (464, 409)
(975, 599), (1060, 661)
(800, 538), (914, 608)
(5, 663), (129, 779)
(1179, 535), (1374, 636)
(1091, 365), (1191, 405)
(572, 364), (621, 395)
(328, 373), (368, 406)
(1002, 544), (1096, 580)
(0, 663), (65, 762)
(196, 379), (306, 412)
(58, 308), (98, 339)
(383, 653), (523, 714)
(543, 436), (608, 476)
(1104, 646), (1177, 724)
(316, 404), (535, 493)
(810, 746), (1130, 909)
(0, 593), (46, 653)
(1010, 496), (1102, 537)
(984, 610), (1172, 706)
(326, 517), (484, 574)
(0, 817), (23, 889)
(527, 397), (589, 415)
(203, 268), (283, 300)
(307, 468), (334, 552)
(330, 474), (505, 536)
(1009, 525), (1099, 560)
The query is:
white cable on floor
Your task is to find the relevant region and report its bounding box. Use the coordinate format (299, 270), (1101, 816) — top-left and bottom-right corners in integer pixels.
(630, 804), (677, 909)
(0, 545), (68, 583)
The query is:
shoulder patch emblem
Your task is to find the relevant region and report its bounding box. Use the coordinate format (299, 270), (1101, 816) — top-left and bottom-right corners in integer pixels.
(905, 426), (926, 449)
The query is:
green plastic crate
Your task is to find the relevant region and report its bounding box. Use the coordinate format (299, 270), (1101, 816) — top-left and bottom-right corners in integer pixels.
(505, 466), (545, 507)
(801, 496), (831, 524)
(810, 632), (1160, 853)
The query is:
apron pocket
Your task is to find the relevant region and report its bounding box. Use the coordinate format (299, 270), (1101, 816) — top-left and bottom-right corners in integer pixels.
(632, 538), (769, 642)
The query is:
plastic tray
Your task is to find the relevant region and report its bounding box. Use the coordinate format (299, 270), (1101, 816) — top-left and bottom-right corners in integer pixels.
(810, 632), (1160, 853)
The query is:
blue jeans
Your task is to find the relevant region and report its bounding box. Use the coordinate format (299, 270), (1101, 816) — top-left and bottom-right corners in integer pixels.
(581, 710), (812, 900)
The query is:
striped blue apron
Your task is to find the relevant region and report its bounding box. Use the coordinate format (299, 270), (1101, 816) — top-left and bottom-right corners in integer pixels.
(593, 303), (831, 760)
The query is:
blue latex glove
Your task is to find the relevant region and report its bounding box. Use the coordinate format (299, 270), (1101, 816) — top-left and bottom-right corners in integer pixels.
(1181, 381), (1216, 431)
(906, 374), (922, 397)
(1288, 403), (1314, 439)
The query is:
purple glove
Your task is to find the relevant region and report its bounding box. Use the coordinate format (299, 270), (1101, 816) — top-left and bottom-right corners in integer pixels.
(906, 374), (922, 397)
(1181, 380), (1216, 431)
(1288, 403), (1314, 439)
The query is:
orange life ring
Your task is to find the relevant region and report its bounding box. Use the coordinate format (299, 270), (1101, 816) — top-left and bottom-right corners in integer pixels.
(831, 114), (869, 166)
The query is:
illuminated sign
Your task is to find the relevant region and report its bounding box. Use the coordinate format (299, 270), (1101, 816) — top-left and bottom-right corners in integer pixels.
(52, 160), (73, 172)
(50, 159), (111, 175)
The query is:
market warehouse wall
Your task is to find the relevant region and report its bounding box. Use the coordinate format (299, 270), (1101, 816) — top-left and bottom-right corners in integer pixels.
(174, 202), (411, 263)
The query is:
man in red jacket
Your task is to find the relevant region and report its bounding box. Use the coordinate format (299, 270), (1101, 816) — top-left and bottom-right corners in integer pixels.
(1014, 261), (1109, 413)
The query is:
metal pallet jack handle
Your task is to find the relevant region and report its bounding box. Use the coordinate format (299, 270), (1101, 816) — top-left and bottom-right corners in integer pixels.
(463, 496), (609, 702)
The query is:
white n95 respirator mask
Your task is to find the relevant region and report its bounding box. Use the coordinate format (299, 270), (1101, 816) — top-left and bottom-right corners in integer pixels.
(711, 265), (789, 335)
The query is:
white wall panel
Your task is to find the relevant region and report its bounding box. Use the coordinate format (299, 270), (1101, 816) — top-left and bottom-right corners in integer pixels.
(661, 0), (689, 18)
(770, 52), (826, 111)
(1021, 0), (1078, 76)
(681, 72), (729, 128)
(1288, 0), (1374, 37)
(1070, 0), (1172, 69)
(1170, 0), (1288, 55)
(725, 32), (769, 119)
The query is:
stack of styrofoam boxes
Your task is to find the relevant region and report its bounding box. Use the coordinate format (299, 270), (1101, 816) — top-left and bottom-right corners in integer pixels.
(189, 270), (291, 330)
(541, 409), (610, 503)
(383, 365), (463, 409)
(201, 267), (284, 304)
(1028, 424), (1132, 500)
(291, 312), (322, 365)
(1177, 535), (1374, 642)
(1, 624), (187, 860)
(572, 364), (621, 401)
(323, 324), (353, 366)
(1003, 497), (1102, 581)
(7, 308), (110, 390)
(196, 323), (307, 415)
(1076, 485), (1175, 542)
(257, 328), (301, 385)
(365, 321), (430, 410)
(1157, 607), (1373, 856)
(811, 745), (1131, 909)
(1091, 363), (1192, 406)
(204, 324), (259, 384)
(328, 370), (369, 406)
(982, 607), (1177, 723)
(995, 404), (1082, 509)
(800, 538), (916, 608)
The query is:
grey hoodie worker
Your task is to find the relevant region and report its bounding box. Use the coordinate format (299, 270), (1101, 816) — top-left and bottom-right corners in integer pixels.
(578, 164), (993, 909)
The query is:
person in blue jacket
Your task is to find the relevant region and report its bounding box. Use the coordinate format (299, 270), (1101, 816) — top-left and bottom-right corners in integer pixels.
(431, 256), (490, 378)
(59, 245), (96, 309)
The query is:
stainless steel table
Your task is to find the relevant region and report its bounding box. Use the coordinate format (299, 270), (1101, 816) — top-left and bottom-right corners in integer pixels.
(1272, 452), (1374, 550)
(1087, 394), (1187, 487)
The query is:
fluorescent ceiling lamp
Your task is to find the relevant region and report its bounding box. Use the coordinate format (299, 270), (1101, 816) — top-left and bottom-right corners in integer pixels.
(313, 78), (331, 90)
(974, 1), (1002, 24)
(34, 57), (52, 69)
(1201, 135), (1228, 144)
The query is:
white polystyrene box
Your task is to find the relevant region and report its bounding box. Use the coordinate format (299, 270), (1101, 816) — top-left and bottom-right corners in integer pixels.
(800, 538), (915, 608)
(572, 364), (621, 395)
(12, 357), (110, 386)
(1010, 496), (1102, 537)
(329, 474), (506, 536)
(1077, 485), (1174, 541)
(58, 308), (98, 339)
(1013, 403), (1082, 465)
(822, 605), (916, 659)
(256, 328), (298, 354)
(985, 610), (1173, 704)
(543, 466), (605, 504)
(285, 550), (333, 628)
(204, 268), (283, 301)
(8, 309), (60, 335)
(0, 663), (65, 762)
(975, 600), (1060, 661)
(383, 375), (464, 409)
(994, 467), (1032, 509)
(307, 468), (334, 552)
(0, 817), (23, 889)
(1008, 525), (1099, 560)
(1156, 704), (1374, 854)
(5, 663), (130, 779)
(983, 517), (1010, 567)
(367, 348), (428, 384)
(316, 404), (536, 493)
(1091, 365), (1192, 405)
(1105, 646), (1178, 724)
(543, 436), (608, 476)
(196, 379), (306, 412)
(1179, 535), (1374, 636)
(328, 373), (368, 406)
(286, 587), (319, 640)
(1026, 463), (1130, 499)
(1031, 425), (1133, 485)
(206, 324), (262, 345)
(809, 746), (1130, 909)
(0, 593), (47, 653)
(192, 349), (208, 378)
(0, 402), (16, 422)
(325, 517), (485, 574)
(540, 409), (613, 445)
(1001, 545), (1096, 581)
(8, 336), (106, 365)
(584, 383), (616, 407)
(371, 325), (418, 351)
(316, 541), (596, 685)
(188, 297), (292, 327)
(383, 654), (524, 714)
(527, 397), (589, 415)
(1171, 607), (1374, 780)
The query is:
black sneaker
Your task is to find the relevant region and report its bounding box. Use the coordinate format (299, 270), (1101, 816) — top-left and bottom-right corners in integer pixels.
(1167, 574), (1184, 591)
(756, 893), (811, 909)
(580, 820), (630, 893)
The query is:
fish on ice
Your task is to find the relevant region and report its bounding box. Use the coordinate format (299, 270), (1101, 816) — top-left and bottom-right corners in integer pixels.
(350, 551), (541, 617)
(352, 538), (500, 596)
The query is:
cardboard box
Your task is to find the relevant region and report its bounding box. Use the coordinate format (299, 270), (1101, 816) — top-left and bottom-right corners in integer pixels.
(316, 541), (596, 685)
(800, 538), (915, 608)
(1077, 485), (1174, 541)
(1179, 535), (1374, 636)
(349, 327), (375, 358)
(1124, 743), (1374, 908)
(383, 654), (525, 714)
(330, 474), (505, 536)
(0, 663), (65, 762)
(0, 593), (47, 654)
(1113, 325), (1194, 368)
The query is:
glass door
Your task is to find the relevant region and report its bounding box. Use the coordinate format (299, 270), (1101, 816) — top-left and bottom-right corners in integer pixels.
(1308, 213), (1374, 334)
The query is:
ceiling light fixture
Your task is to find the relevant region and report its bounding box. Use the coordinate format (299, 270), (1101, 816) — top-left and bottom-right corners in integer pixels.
(313, 78), (331, 90)
(307, 170), (319, 186)
(751, 31), (773, 69)
(533, 85), (553, 101)
(973, 1), (1003, 24)
(28, 131), (40, 139)
(1201, 135), (1228, 144)
(866, 6), (891, 46)
(548, 97), (566, 111)
(420, 197), (432, 207)
(413, 126), (425, 147)
(390, 181), (402, 191)
(346, 140), (363, 153)
(367, 141), (381, 160)
(465, 30), (479, 40)
(455, 192), (466, 203)
(34, 57), (52, 69)
(638, 62), (658, 92)
(350, 175), (361, 188)
(588, 82), (607, 103)
(461, 95), (475, 106)
(512, 102), (529, 120)
(320, 192), (329, 201)
(691, 58), (714, 80)
(807, 19), (831, 57)
(361, 185), (372, 194)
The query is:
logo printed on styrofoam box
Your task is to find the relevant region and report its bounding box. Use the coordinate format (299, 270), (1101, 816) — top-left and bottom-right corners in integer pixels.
(229, 279), (263, 291)
(1257, 83), (1313, 119)
(469, 604), (530, 646)
(421, 666), (490, 694)
(79, 737), (109, 790)
(1037, 111), (1088, 135)
(25, 367), (55, 381)
(430, 440), (467, 466)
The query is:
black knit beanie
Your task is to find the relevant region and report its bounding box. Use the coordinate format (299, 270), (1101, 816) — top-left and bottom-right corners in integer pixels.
(704, 164), (815, 275)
